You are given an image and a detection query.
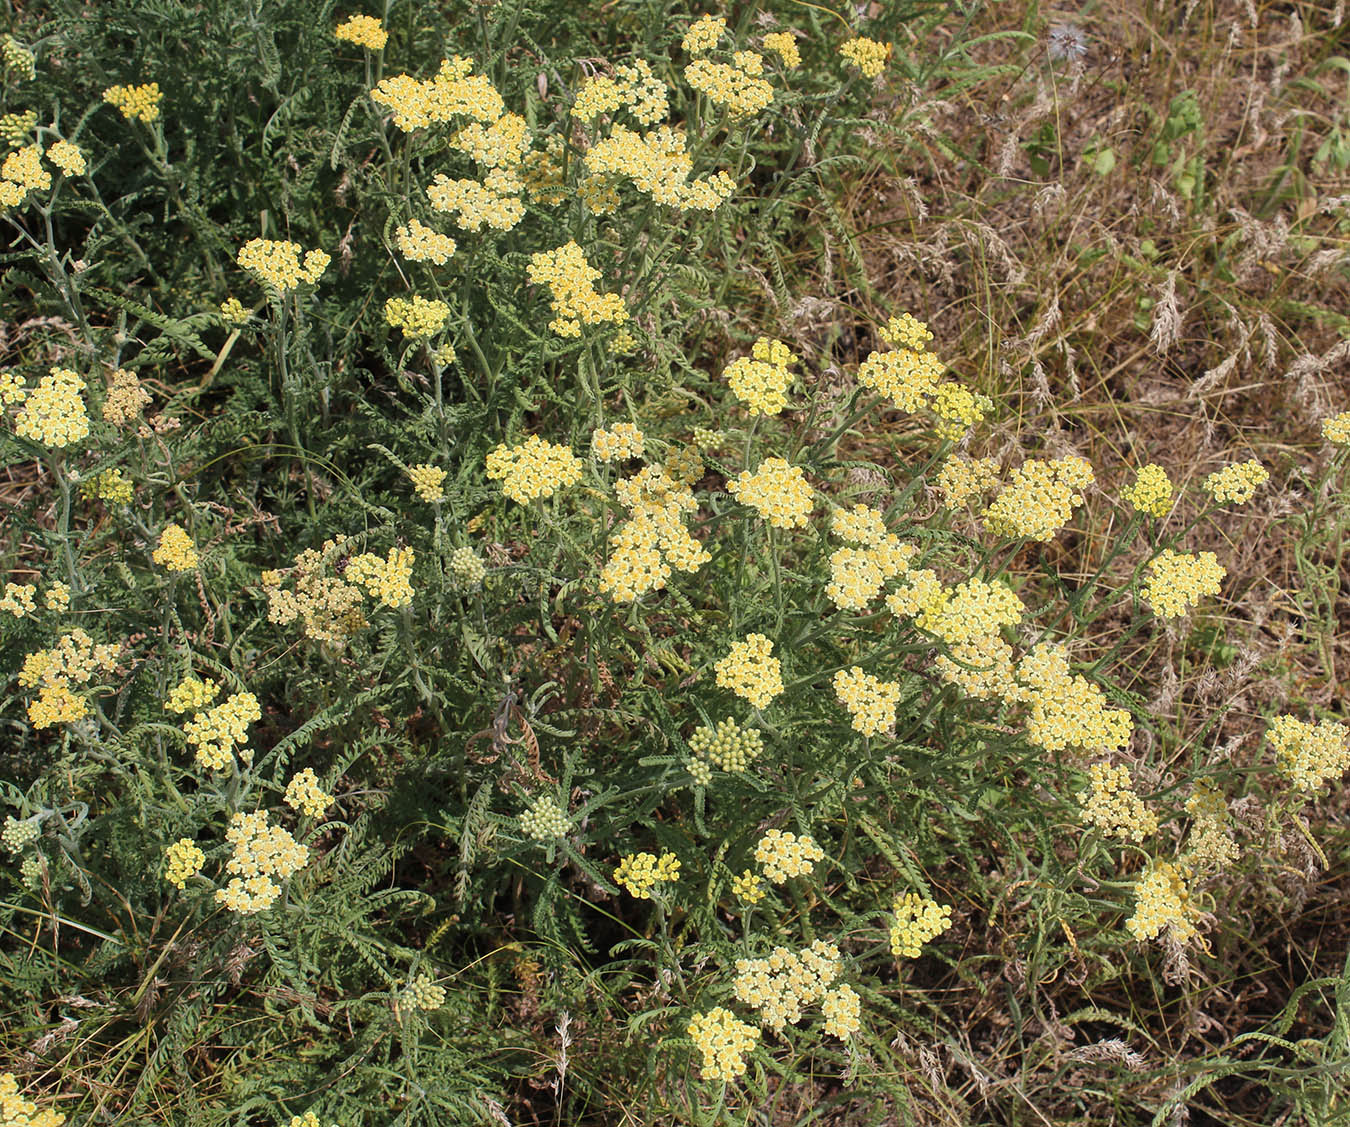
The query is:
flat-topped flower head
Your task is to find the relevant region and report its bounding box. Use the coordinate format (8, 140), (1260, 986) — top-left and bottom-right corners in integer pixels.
(727, 457), (813, 528)
(1203, 459), (1269, 505)
(688, 1007), (758, 1082)
(890, 892), (952, 957)
(1121, 463), (1173, 518)
(682, 14), (727, 54)
(840, 37), (891, 78)
(613, 850), (680, 898)
(407, 463), (446, 501)
(832, 667), (901, 736)
(284, 767), (334, 817)
(1141, 549), (1225, 618)
(395, 217), (457, 264)
(103, 82), (162, 122)
(983, 456), (1094, 542)
(714, 634), (783, 709)
(1078, 763), (1159, 842)
(1322, 411), (1350, 445)
(485, 435), (583, 504)
(1126, 861), (1200, 943)
(591, 422), (645, 462)
(335, 14), (388, 50)
(153, 524), (199, 571)
(237, 238), (327, 291)
(1267, 714), (1350, 791)
(13, 367), (89, 448)
(762, 31), (801, 69)
(754, 828), (823, 882)
(164, 838), (205, 889)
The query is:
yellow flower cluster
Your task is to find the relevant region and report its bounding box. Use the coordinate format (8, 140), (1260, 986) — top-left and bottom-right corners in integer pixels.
(13, 367), (89, 448)
(762, 31), (801, 69)
(264, 538), (369, 646)
(915, 577), (1024, 646)
(45, 140), (85, 176)
(929, 382), (994, 440)
(1, 582), (35, 617)
(164, 838), (206, 889)
(346, 547), (416, 608)
(407, 463), (446, 502)
(103, 82), (163, 122)
(687, 1007), (758, 1083)
(732, 939), (842, 1033)
(714, 634), (783, 709)
(0, 144), (47, 207)
(1267, 714), (1350, 791)
(591, 422), (645, 462)
(237, 238), (329, 291)
(1125, 861), (1200, 943)
(215, 810), (309, 914)
(688, 717), (763, 773)
(335, 14), (387, 50)
(1077, 763), (1159, 842)
(827, 535), (917, 609)
(683, 15), (726, 54)
(102, 367), (152, 425)
(840, 37), (890, 78)
(822, 984), (861, 1038)
(1141, 549), (1225, 618)
(18, 629), (118, 729)
(451, 113), (530, 169)
(685, 54), (775, 117)
(731, 869), (765, 905)
(1121, 463), (1173, 518)
(284, 768), (333, 817)
(754, 828), (824, 883)
(183, 691), (262, 771)
(1202, 458), (1269, 504)
(44, 582), (69, 612)
(855, 344), (943, 412)
(832, 667), (901, 736)
(395, 217), (457, 264)
(727, 456), (813, 528)
(1183, 783), (1239, 871)
(1322, 411), (1350, 444)
(519, 795), (570, 841)
(401, 973), (446, 1010)
(486, 435), (583, 504)
(982, 456), (1094, 542)
(526, 241), (628, 336)
(153, 523), (199, 571)
(1016, 643), (1133, 756)
(572, 59), (669, 125)
(95, 463), (147, 521)
(890, 893), (953, 958)
(601, 466), (710, 601)
(0, 371), (25, 404)
(724, 337), (799, 416)
(165, 675), (218, 714)
(371, 55), (504, 131)
(0, 1073), (64, 1127)
(880, 313), (934, 349)
(427, 169), (526, 231)
(581, 125), (736, 212)
(613, 850), (681, 898)
(936, 455), (999, 509)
